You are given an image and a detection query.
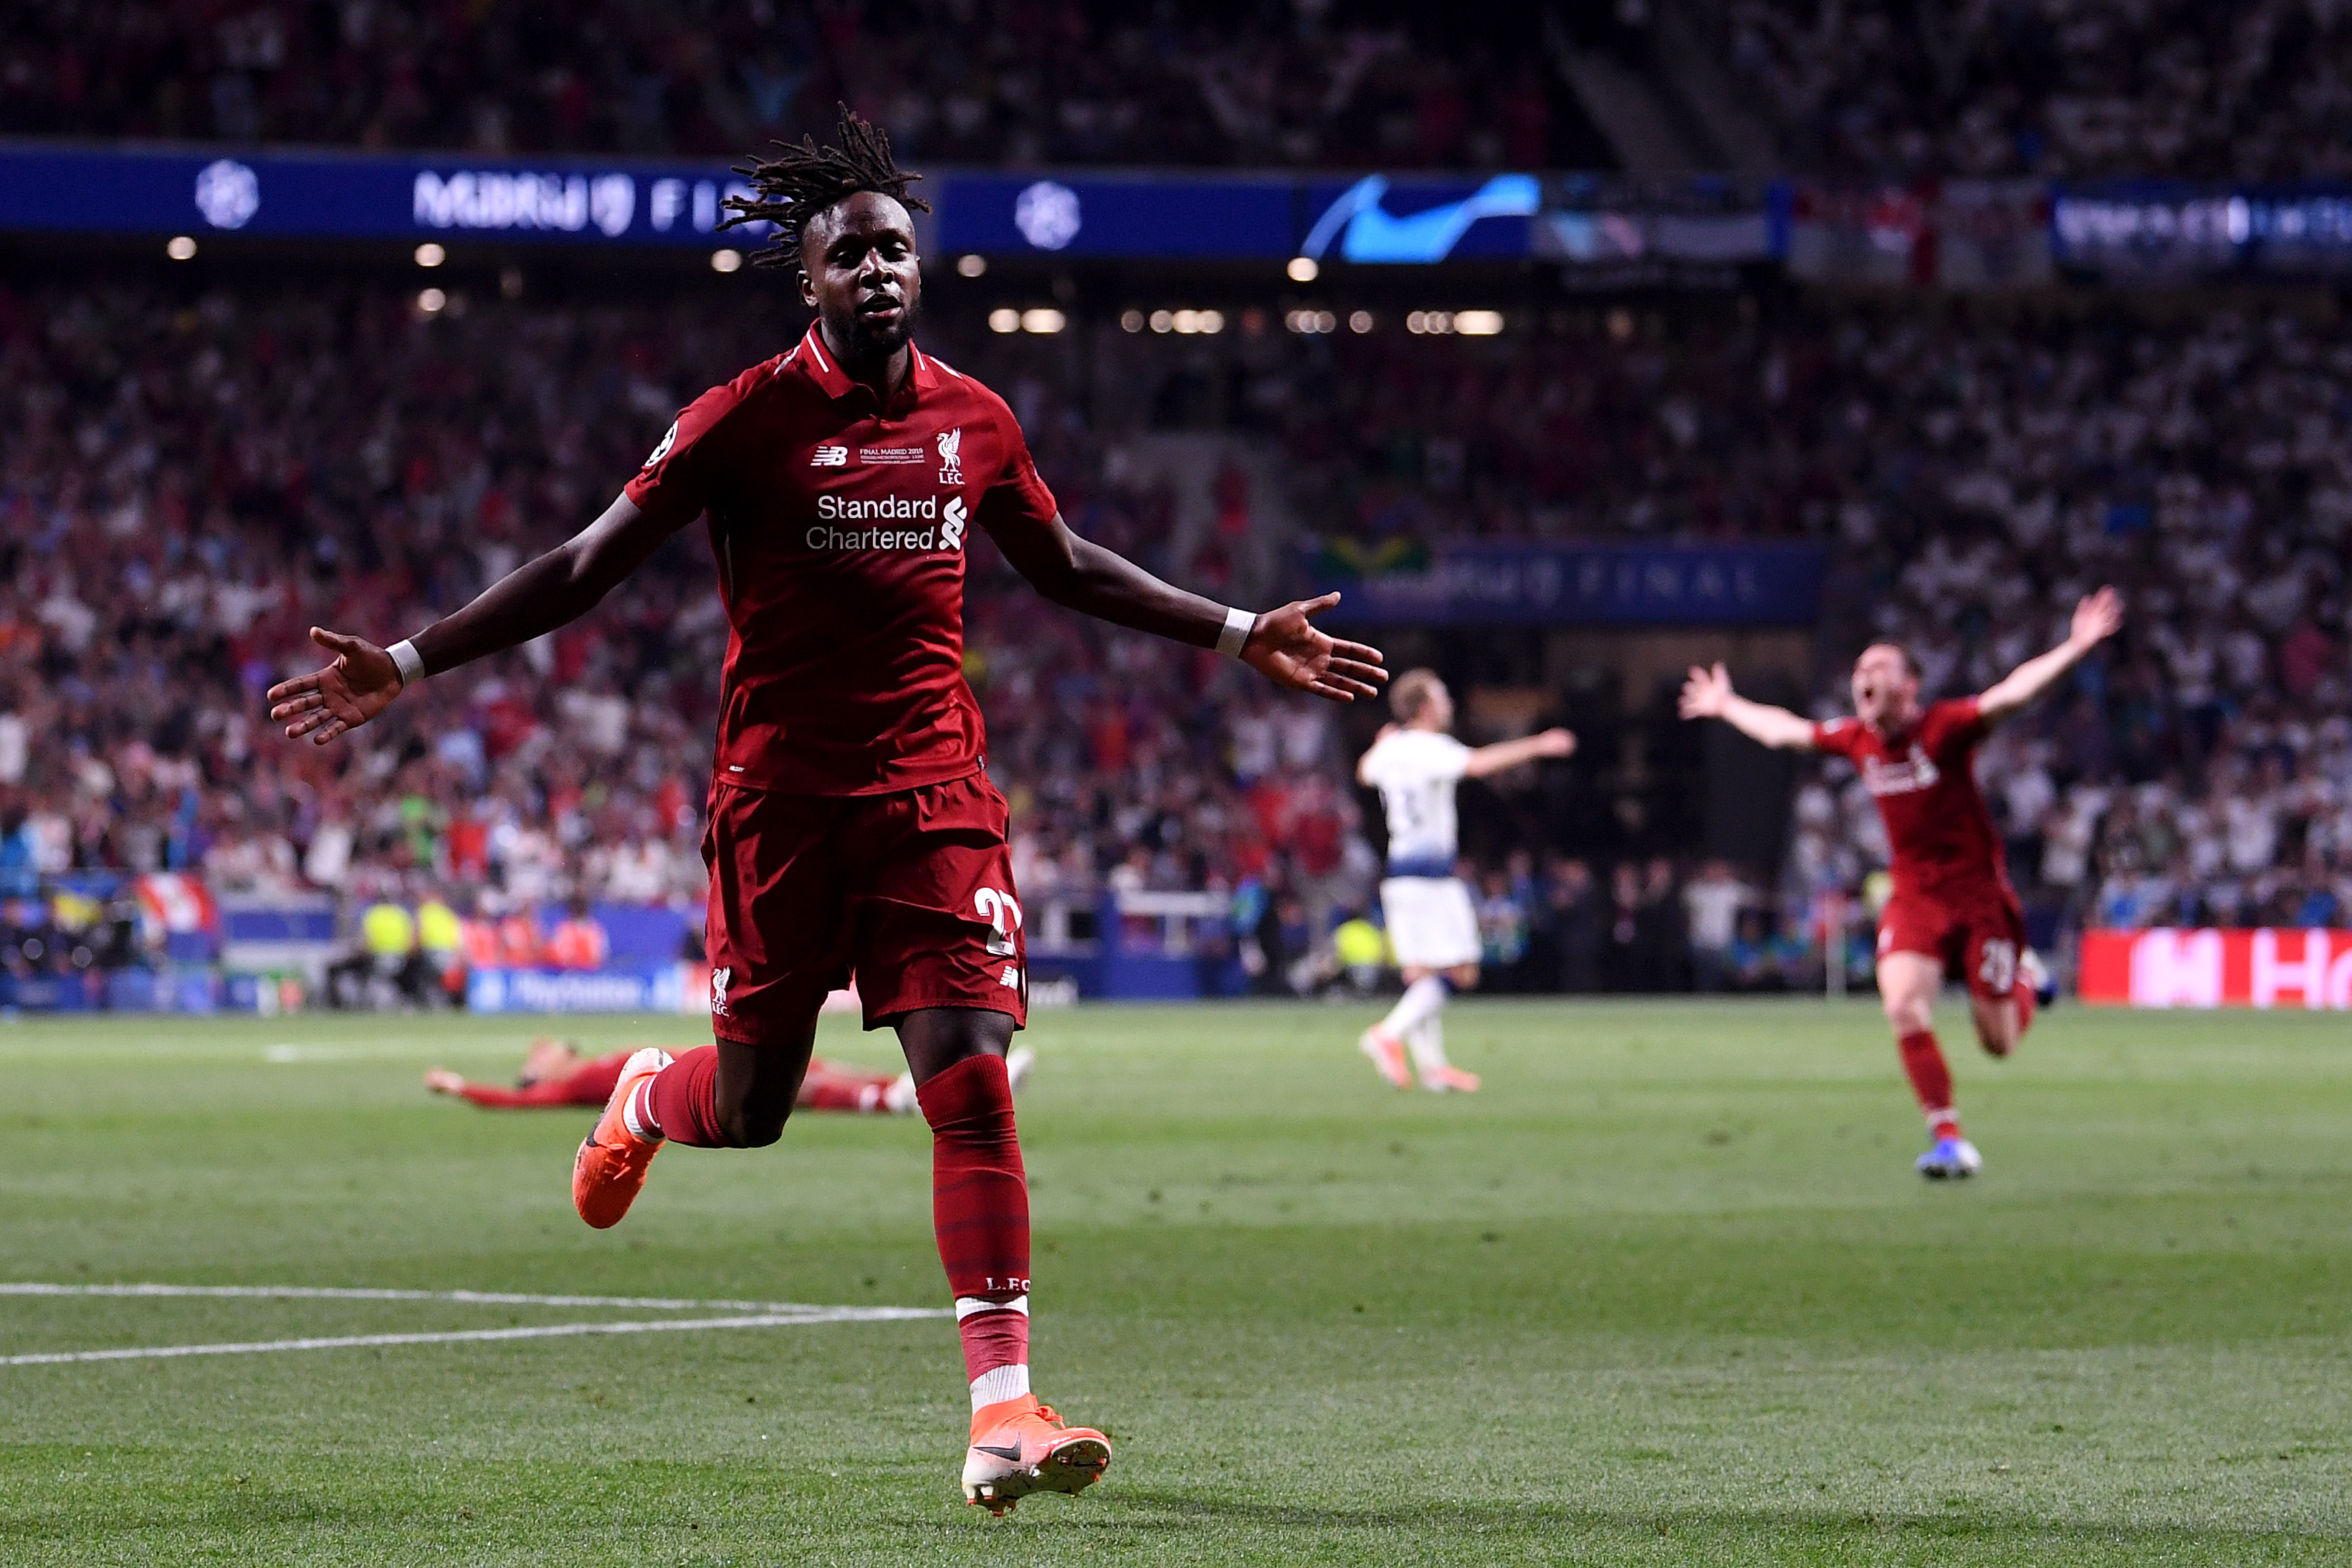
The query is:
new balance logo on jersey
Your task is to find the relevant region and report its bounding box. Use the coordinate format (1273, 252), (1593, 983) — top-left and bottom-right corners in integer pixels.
(709, 966), (732, 1016)
(1000, 964), (1021, 990)
(1860, 745), (1941, 798)
(811, 444), (848, 467)
(937, 426), (963, 485)
(941, 496), (968, 551)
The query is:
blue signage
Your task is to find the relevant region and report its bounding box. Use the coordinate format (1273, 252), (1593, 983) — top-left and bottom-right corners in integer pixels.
(933, 171), (1299, 258)
(467, 962), (689, 1014)
(2052, 181), (2352, 276)
(1314, 542), (1827, 627)
(1299, 174), (1539, 263)
(0, 143), (1787, 267)
(0, 145), (778, 247)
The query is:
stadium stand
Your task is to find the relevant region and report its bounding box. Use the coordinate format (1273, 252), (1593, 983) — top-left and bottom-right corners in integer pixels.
(4, 1), (2344, 184)
(0, 1), (1588, 170)
(1720, 0), (2352, 178)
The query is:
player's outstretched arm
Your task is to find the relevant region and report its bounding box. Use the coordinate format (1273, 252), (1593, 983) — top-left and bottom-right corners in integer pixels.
(1976, 585), (2122, 725)
(1461, 728), (1577, 778)
(267, 494), (688, 745)
(1677, 662), (1816, 750)
(993, 519), (1387, 703)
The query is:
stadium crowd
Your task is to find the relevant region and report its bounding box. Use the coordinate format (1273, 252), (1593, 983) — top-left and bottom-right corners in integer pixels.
(8, 0), (2346, 186)
(1, 272), (2348, 998)
(1726, 0), (2352, 180)
(0, 0), (1570, 171)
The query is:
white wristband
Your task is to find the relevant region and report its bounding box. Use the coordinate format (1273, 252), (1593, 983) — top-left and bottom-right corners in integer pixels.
(387, 639), (426, 689)
(1215, 606), (1256, 659)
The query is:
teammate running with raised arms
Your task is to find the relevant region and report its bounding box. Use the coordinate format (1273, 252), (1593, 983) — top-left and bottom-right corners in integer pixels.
(1679, 588), (2121, 1179)
(265, 108), (1385, 1514)
(1355, 669), (1575, 1092)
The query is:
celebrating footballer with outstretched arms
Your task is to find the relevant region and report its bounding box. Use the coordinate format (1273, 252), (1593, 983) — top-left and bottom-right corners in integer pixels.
(267, 108), (1385, 1515)
(1352, 669), (1575, 1094)
(1678, 586), (2121, 1180)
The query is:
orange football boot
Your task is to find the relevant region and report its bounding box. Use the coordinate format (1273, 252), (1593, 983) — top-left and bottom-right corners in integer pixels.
(571, 1046), (672, 1229)
(961, 1394), (1112, 1515)
(1420, 1063), (1481, 1093)
(1357, 1027), (1412, 1088)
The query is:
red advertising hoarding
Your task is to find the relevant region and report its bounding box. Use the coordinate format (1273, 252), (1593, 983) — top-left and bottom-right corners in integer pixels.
(2077, 929), (2352, 1008)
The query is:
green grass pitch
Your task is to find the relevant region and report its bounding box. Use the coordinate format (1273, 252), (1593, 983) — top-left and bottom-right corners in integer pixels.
(2, 998), (2348, 1565)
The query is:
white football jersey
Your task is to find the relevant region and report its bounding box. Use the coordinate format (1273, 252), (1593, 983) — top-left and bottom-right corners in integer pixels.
(1359, 728), (1471, 874)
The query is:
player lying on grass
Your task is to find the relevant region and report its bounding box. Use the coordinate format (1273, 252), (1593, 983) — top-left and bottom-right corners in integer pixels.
(1354, 669), (1575, 1093)
(1678, 587), (2122, 1180)
(266, 107), (1384, 1514)
(425, 1036), (1036, 1116)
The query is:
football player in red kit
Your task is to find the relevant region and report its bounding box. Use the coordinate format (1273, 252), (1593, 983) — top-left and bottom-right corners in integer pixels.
(267, 108), (1385, 1512)
(1679, 587), (2122, 1179)
(424, 1036), (1034, 1116)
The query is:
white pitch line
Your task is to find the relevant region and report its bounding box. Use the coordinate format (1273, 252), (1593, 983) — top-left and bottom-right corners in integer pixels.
(0, 1307), (948, 1367)
(0, 1282), (866, 1314)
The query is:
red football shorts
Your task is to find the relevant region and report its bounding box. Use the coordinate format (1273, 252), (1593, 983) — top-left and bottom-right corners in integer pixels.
(702, 772), (1028, 1041)
(1875, 883), (2026, 1002)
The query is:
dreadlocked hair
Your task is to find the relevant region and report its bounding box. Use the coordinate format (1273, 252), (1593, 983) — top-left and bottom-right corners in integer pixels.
(721, 104), (929, 274)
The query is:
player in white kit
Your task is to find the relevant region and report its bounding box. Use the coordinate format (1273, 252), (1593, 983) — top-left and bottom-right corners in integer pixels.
(1354, 670), (1577, 1091)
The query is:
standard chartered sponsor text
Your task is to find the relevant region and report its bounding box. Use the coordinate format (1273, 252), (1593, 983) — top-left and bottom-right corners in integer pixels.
(808, 526), (941, 550)
(817, 493), (938, 520)
(811, 492), (955, 550)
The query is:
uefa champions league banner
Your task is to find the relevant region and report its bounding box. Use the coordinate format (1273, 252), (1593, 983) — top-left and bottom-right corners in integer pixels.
(0, 144), (784, 247)
(2078, 929), (2352, 1008)
(0, 144), (1770, 264)
(1310, 541), (1827, 627)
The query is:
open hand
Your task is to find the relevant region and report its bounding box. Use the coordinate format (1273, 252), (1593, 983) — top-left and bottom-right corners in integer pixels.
(1529, 727), (1577, 759)
(266, 627), (403, 745)
(2070, 585), (2123, 650)
(1241, 593), (1387, 703)
(1678, 661), (1734, 720)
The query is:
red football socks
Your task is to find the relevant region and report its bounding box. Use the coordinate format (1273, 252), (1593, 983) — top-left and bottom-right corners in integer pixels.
(918, 1053), (1031, 1301)
(642, 1045), (727, 1147)
(2012, 980), (2037, 1041)
(1897, 1029), (1960, 1139)
(917, 1053), (1033, 1400)
(957, 1298), (1031, 1387)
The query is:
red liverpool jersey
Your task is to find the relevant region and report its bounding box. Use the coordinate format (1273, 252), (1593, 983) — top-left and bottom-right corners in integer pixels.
(1812, 697), (2011, 897)
(625, 326), (1060, 795)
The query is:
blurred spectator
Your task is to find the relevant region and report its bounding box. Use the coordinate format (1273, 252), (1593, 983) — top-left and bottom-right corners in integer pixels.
(1635, 857), (1687, 991)
(1726, 908), (1804, 990)
(1539, 856), (1604, 993)
(1682, 859), (1750, 991)
(545, 896), (611, 970)
(1475, 867), (1531, 980)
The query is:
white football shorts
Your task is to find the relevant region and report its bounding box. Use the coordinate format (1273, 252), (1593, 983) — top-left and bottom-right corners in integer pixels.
(1379, 876), (1481, 970)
